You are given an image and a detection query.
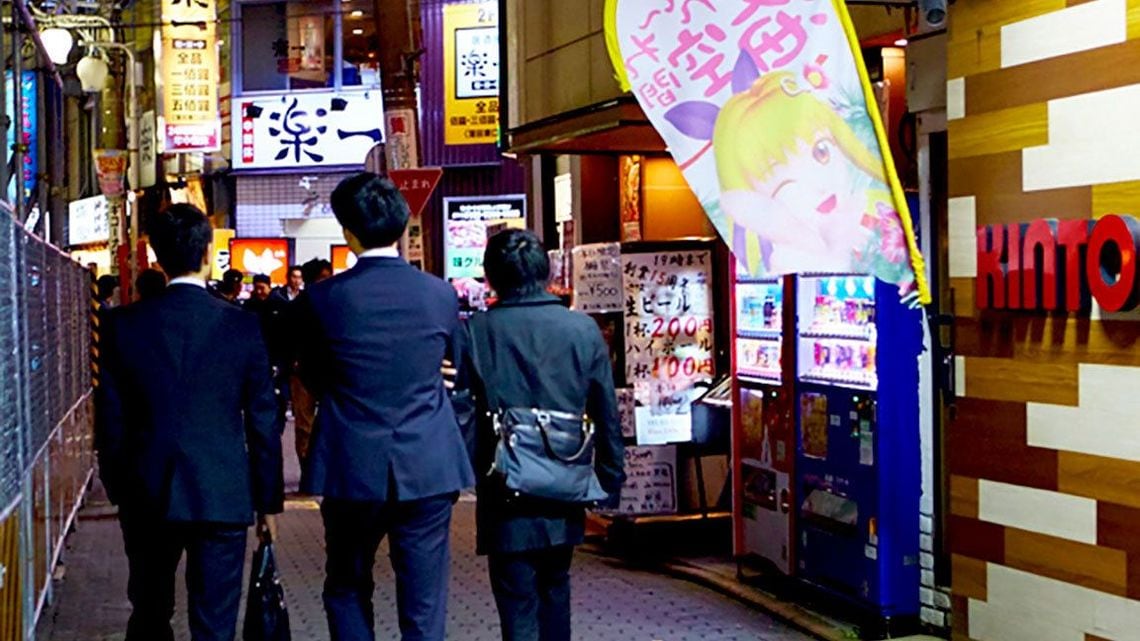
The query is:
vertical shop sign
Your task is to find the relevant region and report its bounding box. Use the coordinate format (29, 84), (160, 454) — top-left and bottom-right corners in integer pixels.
(5, 71), (37, 205)
(211, 228), (235, 279)
(159, 0), (221, 153)
(443, 2), (500, 146)
(619, 155), (643, 242)
(605, 0), (929, 304)
(571, 243), (624, 313)
(443, 195), (527, 280)
(138, 111), (157, 189)
(623, 249), (715, 445)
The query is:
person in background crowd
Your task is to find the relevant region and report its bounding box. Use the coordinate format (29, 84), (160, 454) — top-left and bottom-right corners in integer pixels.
(135, 269), (167, 302)
(288, 258), (334, 470)
(96, 274), (119, 311)
(295, 173), (474, 641)
(456, 229), (625, 641)
(246, 274), (290, 424)
(214, 268), (244, 304)
(94, 204), (283, 641)
(273, 265), (304, 303)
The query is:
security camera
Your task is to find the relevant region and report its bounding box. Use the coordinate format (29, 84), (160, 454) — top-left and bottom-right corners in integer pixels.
(917, 0), (947, 28)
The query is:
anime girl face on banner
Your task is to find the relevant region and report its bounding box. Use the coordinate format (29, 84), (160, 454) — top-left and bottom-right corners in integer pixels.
(606, 0), (930, 304)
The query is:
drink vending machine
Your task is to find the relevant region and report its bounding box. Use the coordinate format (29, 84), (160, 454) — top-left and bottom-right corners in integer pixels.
(793, 274), (922, 620)
(731, 264), (796, 575)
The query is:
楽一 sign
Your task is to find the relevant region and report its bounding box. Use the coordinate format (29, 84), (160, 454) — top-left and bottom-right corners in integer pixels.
(234, 91), (386, 170)
(443, 195), (526, 280)
(159, 0), (221, 153)
(443, 2), (500, 146)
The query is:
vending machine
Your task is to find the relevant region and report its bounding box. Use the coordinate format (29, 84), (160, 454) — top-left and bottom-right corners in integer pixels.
(793, 274), (922, 620)
(731, 263), (796, 575)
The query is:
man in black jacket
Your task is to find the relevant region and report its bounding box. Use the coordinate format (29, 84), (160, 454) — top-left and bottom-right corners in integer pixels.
(95, 204), (283, 641)
(296, 173), (474, 641)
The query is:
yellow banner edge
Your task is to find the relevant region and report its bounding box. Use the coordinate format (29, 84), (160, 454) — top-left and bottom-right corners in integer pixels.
(833, 0), (932, 305)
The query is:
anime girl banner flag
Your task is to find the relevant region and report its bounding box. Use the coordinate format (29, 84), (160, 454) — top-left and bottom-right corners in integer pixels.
(606, 0), (930, 304)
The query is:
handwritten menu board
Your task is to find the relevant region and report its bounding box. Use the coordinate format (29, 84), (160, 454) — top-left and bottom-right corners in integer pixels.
(617, 388), (636, 439)
(572, 243), (623, 313)
(623, 249), (715, 445)
(617, 445), (677, 516)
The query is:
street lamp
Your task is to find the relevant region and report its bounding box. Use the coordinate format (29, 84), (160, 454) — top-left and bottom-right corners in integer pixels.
(39, 28), (74, 65)
(75, 54), (110, 92)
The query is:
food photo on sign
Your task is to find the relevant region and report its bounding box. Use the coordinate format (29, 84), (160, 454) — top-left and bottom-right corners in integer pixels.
(605, 0), (929, 305)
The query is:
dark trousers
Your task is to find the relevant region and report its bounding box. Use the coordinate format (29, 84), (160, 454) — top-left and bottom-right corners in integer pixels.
(321, 493), (456, 641)
(119, 513), (247, 641)
(488, 546), (574, 641)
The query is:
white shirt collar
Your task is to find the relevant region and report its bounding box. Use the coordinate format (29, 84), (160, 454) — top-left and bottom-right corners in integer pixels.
(357, 246), (400, 259)
(168, 276), (207, 289)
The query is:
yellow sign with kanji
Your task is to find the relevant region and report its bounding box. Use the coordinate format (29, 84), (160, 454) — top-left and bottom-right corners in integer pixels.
(443, 2), (500, 146)
(159, 0), (221, 152)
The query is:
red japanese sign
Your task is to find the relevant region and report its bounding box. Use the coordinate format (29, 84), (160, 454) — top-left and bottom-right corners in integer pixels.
(389, 168), (444, 217)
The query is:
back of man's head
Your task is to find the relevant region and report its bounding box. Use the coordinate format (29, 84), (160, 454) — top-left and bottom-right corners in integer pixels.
(96, 274), (119, 300)
(221, 269), (244, 294)
(301, 258), (333, 285)
(149, 204), (212, 278)
(330, 173), (410, 250)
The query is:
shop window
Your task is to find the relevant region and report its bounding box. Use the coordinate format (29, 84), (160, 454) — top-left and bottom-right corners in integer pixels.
(238, 0), (378, 93)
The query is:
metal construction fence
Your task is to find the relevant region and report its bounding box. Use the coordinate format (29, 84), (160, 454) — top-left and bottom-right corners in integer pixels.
(0, 210), (95, 639)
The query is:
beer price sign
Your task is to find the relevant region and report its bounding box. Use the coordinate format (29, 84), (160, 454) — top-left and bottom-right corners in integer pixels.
(158, 0), (221, 153)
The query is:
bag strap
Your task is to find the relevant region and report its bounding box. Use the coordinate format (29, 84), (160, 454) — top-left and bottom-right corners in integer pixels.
(534, 410), (595, 463)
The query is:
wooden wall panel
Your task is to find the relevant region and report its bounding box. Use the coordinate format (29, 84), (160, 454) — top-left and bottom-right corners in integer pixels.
(949, 1), (1140, 638)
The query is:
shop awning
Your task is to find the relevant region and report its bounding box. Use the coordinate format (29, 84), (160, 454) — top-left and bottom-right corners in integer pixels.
(505, 97), (667, 155)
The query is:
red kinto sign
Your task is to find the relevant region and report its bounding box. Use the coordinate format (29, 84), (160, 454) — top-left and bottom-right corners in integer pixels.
(977, 215), (1140, 312)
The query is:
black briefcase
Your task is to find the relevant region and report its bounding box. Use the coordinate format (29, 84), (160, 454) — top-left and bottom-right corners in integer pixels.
(243, 538), (291, 641)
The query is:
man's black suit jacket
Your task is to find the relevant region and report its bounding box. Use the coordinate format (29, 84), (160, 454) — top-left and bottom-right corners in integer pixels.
(296, 256), (475, 501)
(95, 283), (284, 524)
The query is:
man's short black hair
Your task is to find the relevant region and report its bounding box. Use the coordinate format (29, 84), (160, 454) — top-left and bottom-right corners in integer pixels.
(135, 268), (167, 301)
(221, 268), (244, 291)
(330, 173), (410, 249)
(484, 229), (550, 299)
(252, 273), (272, 286)
(148, 204), (212, 277)
(288, 265), (302, 275)
(96, 274), (119, 300)
(301, 258), (332, 285)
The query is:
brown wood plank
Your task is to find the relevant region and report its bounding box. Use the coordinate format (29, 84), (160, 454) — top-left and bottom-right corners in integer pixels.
(1092, 180), (1140, 219)
(1060, 452), (1140, 511)
(948, 153), (1093, 225)
(951, 475), (980, 518)
(950, 0), (1067, 36)
(1093, 502), (1140, 599)
(965, 39), (1140, 117)
(951, 278), (978, 319)
(1005, 527), (1129, 596)
(948, 28), (1002, 79)
(949, 397), (1059, 490)
(949, 515), (1006, 563)
(1011, 318), (1140, 368)
(964, 356), (1079, 406)
(955, 317), (1018, 359)
(953, 554), (989, 600)
(948, 104), (1049, 160)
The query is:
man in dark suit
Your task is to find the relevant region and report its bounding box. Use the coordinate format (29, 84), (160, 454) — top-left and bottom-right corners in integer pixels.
(296, 173), (474, 641)
(95, 204), (284, 641)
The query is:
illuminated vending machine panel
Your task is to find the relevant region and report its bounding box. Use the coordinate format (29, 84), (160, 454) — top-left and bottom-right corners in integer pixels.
(732, 267), (793, 574)
(794, 274), (920, 620)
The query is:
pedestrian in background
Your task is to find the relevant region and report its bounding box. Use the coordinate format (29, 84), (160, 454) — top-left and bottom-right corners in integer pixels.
(295, 173), (474, 641)
(94, 204), (283, 641)
(288, 258), (333, 470)
(273, 265), (304, 303)
(96, 274), (119, 311)
(457, 229), (625, 641)
(246, 273), (290, 425)
(134, 268), (167, 302)
(214, 268), (244, 304)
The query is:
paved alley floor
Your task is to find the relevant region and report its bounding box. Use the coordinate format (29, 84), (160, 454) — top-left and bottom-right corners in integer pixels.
(35, 426), (813, 641)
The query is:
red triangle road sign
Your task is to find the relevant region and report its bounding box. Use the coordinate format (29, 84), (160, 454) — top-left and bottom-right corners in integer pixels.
(389, 168), (444, 218)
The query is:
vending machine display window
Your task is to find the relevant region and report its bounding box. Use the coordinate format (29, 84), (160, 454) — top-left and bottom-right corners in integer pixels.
(735, 275), (783, 384)
(797, 275), (878, 390)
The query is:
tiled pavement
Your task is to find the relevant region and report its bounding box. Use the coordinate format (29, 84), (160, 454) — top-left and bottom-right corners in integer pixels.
(35, 425), (813, 641)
